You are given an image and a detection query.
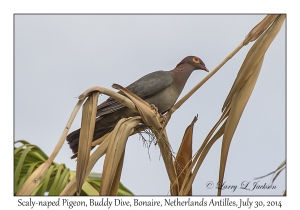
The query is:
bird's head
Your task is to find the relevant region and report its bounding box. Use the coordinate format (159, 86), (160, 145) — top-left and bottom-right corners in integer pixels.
(176, 56), (208, 72)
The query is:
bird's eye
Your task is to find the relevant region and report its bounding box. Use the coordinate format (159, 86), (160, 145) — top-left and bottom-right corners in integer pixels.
(193, 57), (200, 63)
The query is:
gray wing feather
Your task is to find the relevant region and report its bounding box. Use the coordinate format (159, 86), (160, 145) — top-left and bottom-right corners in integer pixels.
(97, 71), (173, 117)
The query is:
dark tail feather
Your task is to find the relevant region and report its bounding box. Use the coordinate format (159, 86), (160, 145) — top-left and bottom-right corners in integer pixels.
(66, 128), (81, 154)
(66, 127), (113, 158)
(66, 113), (123, 158)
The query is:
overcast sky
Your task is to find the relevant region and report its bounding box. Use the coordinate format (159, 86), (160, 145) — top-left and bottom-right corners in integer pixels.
(14, 14), (285, 195)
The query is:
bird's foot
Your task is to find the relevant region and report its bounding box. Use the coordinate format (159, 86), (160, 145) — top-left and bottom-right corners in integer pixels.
(159, 114), (167, 124)
(150, 104), (166, 124)
(150, 104), (159, 117)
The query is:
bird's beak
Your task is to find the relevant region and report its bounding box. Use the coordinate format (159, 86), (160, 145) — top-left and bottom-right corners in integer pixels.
(202, 66), (209, 72)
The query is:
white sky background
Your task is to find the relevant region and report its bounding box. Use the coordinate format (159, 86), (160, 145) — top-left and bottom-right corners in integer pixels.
(14, 14), (286, 196)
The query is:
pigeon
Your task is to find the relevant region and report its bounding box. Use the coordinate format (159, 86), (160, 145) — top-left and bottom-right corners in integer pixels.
(67, 56), (208, 156)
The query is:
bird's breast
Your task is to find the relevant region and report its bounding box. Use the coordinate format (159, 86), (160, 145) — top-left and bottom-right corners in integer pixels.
(144, 83), (181, 113)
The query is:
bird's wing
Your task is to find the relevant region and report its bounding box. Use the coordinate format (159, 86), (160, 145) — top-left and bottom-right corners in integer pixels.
(96, 71), (173, 117)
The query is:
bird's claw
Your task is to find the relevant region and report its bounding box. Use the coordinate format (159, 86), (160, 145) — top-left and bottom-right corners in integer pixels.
(159, 114), (166, 124)
(150, 104), (166, 124)
(150, 104), (159, 117)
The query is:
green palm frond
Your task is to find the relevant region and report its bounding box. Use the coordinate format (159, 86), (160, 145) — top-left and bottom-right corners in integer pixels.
(14, 140), (133, 196)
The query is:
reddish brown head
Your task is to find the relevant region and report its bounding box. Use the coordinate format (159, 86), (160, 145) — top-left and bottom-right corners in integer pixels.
(176, 56), (208, 72)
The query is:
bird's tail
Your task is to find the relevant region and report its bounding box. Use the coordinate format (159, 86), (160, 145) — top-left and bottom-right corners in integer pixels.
(66, 127), (112, 159)
(67, 112), (124, 158)
(66, 128), (81, 155)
